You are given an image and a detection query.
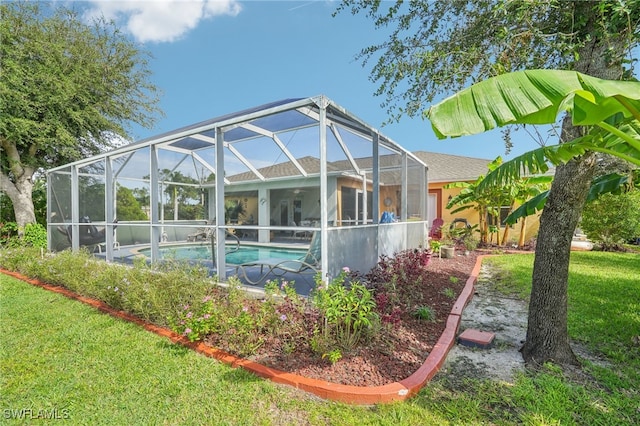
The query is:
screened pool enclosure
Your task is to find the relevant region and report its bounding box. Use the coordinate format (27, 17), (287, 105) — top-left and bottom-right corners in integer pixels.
(47, 96), (429, 284)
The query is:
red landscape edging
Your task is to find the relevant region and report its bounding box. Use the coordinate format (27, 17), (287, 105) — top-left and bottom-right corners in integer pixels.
(1, 255), (486, 404)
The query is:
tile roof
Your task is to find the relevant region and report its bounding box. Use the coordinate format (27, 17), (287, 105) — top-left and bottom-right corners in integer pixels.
(227, 151), (496, 184)
(412, 151), (492, 182)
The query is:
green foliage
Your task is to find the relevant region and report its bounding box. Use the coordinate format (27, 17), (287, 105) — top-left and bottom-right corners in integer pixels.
(580, 189), (640, 250)
(0, 222), (46, 248)
(364, 248), (436, 326)
(312, 271), (378, 351)
(322, 348), (343, 365)
(0, 222), (19, 245)
(157, 170), (205, 221)
(0, 2), (160, 164)
(0, 247), (213, 327)
(171, 294), (220, 342)
(413, 305), (436, 321)
(169, 277), (314, 357)
(116, 185), (148, 221)
(224, 199), (246, 223)
(337, 1), (639, 122)
(442, 287), (456, 299)
(21, 223), (47, 248)
(463, 236), (479, 251)
(445, 157), (551, 245)
(0, 2), (160, 226)
(428, 71), (640, 167)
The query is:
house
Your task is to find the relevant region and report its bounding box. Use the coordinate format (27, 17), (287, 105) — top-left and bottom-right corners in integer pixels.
(413, 151), (543, 246)
(46, 95), (545, 292)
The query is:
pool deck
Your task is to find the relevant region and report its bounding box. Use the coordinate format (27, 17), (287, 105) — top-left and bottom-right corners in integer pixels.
(94, 237), (317, 296)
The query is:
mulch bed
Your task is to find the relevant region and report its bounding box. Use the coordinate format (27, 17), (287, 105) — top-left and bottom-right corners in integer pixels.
(231, 253), (481, 387)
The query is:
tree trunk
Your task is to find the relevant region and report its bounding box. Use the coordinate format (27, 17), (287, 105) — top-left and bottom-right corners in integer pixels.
(502, 202), (515, 245)
(521, 152), (596, 366)
(518, 216), (527, 247)
(521, 19), (624, 365)
(1, 137), (37, 232)
(0, 173), (36, 231)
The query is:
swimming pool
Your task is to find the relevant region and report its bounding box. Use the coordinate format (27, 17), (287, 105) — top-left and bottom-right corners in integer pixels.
(138, 244), (306, 265)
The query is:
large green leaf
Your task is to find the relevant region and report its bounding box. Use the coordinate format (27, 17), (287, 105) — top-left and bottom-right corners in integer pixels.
(476, 147), (551, 192)
(505, 191), (549, 225)
(504, 171), (639, 224)
(426, 69), (640, 138)
(478, 119), (640, 193)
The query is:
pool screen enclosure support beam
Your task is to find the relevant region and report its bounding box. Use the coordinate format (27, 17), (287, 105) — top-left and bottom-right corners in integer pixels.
(318, 97), (329, 287)
(105, 157), (114, 262)
(401, 152), (408, 222)
(215, 127), (227, 279)
(372, 132), (380, 224)
(150, 146), (161, 262)
(71, 165), (79, 250)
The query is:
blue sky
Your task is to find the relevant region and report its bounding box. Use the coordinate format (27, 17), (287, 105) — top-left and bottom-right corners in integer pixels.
(79, 0), (554, 161)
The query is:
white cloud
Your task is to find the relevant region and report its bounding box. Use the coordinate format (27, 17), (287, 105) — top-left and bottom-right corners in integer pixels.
(84, 1), (242, 43)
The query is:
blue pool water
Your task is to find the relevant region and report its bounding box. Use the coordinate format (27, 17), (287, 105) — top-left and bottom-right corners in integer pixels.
(139, 244), (305, 265)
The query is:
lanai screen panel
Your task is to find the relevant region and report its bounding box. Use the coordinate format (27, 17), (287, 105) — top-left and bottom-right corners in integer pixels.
(407, 157), (426, 220)
(48, 166), (72, 251)
(49, 166), (72, 224)
(156, 147), (209, 222)
(78, 160), (106, 223)
(112, 147), (151, 224)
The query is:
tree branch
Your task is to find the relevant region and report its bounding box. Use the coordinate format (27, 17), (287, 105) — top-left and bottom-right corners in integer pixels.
(0, 137), (26, 180)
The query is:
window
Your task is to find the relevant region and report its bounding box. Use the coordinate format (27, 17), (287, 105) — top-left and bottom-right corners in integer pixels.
(487, 206), (511, 227)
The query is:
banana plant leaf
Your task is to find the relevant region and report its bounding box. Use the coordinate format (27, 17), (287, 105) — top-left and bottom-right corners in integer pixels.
(426, 69), (640, 138)
(426, 69), (640, 225)
(505, 171), (639, 225)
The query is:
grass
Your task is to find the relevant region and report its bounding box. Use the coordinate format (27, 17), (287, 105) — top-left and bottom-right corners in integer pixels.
(0, 274), (449, 424)
(2, 250), (639, 424)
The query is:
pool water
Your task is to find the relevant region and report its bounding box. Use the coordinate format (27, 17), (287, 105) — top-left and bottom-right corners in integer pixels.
(139, 244), (305, 265)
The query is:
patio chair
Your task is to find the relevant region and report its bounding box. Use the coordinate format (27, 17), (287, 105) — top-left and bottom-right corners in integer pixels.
(187, 221), (212, 242)
(429, 217), (444, 239)
(235, 231), (321, 285)
(57, 216), (118, 249)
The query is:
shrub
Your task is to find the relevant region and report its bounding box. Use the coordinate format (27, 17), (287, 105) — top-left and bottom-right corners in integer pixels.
(442, 287), (456, 299)
(0, 222), (47, 248)
(364, 247), (433, 319)
(22, 223), (47, 248)
(312, 270), (378, 351)
(0, 222), (19, 245)
(0, 247), (213, 328)
(170, 277), (317, 357)
(580, 189), (640, 251)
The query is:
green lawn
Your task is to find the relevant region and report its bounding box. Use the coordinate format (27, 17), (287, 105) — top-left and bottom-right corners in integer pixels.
(1, 250), (638, 425)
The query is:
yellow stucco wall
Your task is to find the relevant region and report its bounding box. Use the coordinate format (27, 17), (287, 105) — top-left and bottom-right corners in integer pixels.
(429, 181), (540, 245)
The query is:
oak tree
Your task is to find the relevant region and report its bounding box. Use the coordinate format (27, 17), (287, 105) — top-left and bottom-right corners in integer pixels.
(0, 2), (161, 230)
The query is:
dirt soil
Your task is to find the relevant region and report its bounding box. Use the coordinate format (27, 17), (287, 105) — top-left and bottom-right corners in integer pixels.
(440, 262), (529, 384)
(242, 253), (486, 387)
